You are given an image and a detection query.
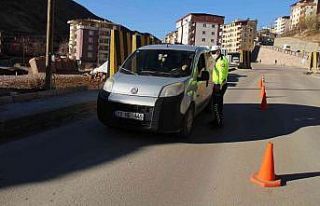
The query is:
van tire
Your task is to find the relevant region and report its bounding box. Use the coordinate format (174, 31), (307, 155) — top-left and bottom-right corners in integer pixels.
(179, 107), (194, 138)
(97, 103), (112, 128)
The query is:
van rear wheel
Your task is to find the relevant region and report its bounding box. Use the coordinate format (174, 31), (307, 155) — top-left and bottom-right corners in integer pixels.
(179, 107), (194, 138)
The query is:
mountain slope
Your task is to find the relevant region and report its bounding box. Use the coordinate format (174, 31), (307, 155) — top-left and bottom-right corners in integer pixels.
(0, 0), (106, 40)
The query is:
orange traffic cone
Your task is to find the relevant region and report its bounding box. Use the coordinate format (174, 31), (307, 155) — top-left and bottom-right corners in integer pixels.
(260, 90), (268, 111)
(260, 85), (266, 98)
(251, 142), (281, 187)
(259, 76), (265, 88)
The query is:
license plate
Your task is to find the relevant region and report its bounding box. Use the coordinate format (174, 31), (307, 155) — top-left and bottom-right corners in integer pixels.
(114, 111), (144, 121)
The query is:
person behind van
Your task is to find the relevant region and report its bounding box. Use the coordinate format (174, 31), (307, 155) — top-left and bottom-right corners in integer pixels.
(210, 45), (229, 128)
(180, 56), (192, 74)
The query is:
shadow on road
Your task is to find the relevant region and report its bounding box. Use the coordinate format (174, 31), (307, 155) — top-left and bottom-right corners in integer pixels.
(228, 73), (247, 87)
(191, 103), (320, 143)
(279, 172), (320, 186)
(0, 103), (319, 189)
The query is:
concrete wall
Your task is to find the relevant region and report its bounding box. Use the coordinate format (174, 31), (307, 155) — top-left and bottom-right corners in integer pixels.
(274, 37), (320, 52)
(29, 57), (78, 75)
(255, 46), (310, 68)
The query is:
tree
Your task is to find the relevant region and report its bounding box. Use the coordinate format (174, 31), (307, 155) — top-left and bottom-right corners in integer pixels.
(305, 14), (319, 32)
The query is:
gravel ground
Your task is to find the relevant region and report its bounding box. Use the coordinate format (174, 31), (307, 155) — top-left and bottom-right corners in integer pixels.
(0, 74), (103, 96)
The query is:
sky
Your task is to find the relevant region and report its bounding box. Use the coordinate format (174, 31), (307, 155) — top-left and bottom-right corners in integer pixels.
(75, 0), (296, 39)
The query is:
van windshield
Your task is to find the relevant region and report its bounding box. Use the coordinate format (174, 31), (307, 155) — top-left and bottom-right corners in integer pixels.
(121, 49), (195, 77)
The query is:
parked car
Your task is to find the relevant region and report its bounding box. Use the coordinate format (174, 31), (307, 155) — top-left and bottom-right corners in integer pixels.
(283, 44), (291, 51)
(97, 44), (215, 137)
(232, 57), (240, 64)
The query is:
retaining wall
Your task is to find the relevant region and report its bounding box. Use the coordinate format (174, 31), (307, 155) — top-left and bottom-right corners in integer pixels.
(255, 46), (310, 69)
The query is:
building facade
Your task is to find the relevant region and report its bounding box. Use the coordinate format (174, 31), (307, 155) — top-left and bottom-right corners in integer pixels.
(290, 0), (320, 29)
(274, 16), (290, 35)
(164, 31), (178, 44)
(68, 19), (161, 68)
(221, 19), (257, 53)
(0, 31), (46, 57)
(68, 19), (116, 66)
(176, 13), (225, 47)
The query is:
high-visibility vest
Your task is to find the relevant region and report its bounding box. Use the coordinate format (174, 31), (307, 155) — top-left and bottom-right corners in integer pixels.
(212, 55), (229, 85)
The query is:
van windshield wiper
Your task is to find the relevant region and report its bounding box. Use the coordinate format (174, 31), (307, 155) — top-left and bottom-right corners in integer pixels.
(120, 67), (137, 75)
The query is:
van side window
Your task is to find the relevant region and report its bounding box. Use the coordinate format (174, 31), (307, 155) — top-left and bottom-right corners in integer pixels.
(197, 54), (206, 75)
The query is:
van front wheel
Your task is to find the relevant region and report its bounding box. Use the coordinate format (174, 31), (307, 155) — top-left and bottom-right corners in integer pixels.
(179, 107), (194, 138)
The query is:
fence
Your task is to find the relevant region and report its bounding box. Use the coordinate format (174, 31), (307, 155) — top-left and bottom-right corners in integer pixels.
(109, 29), (160, 77)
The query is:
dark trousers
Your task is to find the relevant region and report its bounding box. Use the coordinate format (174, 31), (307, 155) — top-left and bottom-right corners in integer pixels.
(212, 83), (228, 125)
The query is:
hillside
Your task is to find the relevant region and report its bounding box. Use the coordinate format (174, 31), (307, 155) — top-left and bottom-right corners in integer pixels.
(0, 0), (107, 41)
(293, 31), (320, 43)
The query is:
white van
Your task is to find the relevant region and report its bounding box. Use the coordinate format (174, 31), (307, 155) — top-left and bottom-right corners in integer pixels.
(97, 44), (215, 137)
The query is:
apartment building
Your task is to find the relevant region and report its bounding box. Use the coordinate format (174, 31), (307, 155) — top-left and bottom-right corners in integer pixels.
(0, 31), (46, 57)
(68, 19), (117, 66)
(274, 16), (290, 35)
(221, 19), (257, 53)
(176, 13), (225, 47)
(290, 0), (320, 29)
(164, 31), (178, 44)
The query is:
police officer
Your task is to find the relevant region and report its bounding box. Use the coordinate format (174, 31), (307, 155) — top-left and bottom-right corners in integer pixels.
(210, 46), (229, 128)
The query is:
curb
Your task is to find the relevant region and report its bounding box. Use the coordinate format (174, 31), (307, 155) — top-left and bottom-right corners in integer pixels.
(0, 86), (89, 106)
(0, 101), (97, 143)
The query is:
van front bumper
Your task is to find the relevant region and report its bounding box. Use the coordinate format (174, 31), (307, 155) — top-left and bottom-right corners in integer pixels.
(97, 90), (184, 133)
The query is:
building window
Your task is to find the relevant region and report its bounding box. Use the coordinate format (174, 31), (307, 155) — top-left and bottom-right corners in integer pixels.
(212, 24), (215, 28)
(89, 31), (94, 36)
(88, 37), (93, 43)
(88, 45), (93, 51)
(202, 31), (206, 35)
(202, 38), (206, 42)
(87, 52), (93, 58)
(212, 32), (215, 35)
(211, 39), (215, 43)
(203, 24), (207, 27)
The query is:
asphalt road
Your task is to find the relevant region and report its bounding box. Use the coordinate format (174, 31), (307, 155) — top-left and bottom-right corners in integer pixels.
(0, 64), (320, 206)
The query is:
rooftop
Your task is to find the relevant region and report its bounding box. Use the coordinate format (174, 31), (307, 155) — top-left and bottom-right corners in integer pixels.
(224, 18), (258, 25)
(176, 13), (225, 22)
(291, 0), (316, 7)
(279, 16), (290, 19)
(67, 18), (113, 24)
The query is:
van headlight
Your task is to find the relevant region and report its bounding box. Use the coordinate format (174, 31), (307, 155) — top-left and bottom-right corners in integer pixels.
(159, 83), (185, 97)
(103, 78), (114, 92)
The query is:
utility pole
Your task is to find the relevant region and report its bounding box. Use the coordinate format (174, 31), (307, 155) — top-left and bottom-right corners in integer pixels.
(45, 0), (55, 90)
